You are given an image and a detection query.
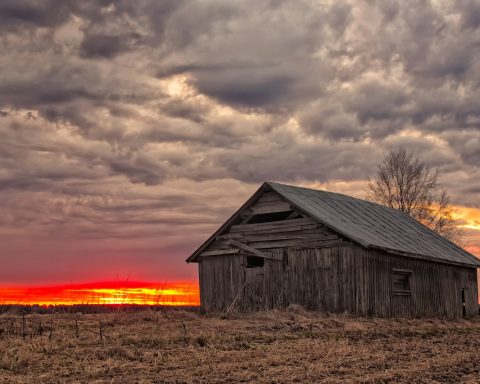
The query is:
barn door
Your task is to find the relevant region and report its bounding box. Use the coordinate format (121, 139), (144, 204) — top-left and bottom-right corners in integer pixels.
(460, 288), (467, 318)
(243, 254), (266, 310)
(241, 250), (284, 310)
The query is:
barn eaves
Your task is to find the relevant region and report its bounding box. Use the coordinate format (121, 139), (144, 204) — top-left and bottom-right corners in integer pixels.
(187, 182), (480, 269)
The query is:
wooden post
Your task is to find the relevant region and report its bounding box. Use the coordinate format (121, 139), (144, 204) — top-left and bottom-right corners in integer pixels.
(75, 319), (79, 339)
(9, 320), (14, 338)
(49, 317), (53, 342)
(181, 321), (187, 338)
(99, 321), (103, 342)
(22, 314), (26, 341)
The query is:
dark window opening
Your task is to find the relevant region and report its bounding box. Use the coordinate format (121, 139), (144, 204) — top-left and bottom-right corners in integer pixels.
(461, 288), (466, 317)
(392, 269), (412, 295)
(247, 210), (293, 224)
(246, 256), (264, 268)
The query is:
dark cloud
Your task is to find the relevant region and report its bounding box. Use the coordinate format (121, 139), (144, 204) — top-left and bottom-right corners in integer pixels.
(327, 3), (352, 36)
(456, 0), (480, 30)
(441, 129), (480, 167)
(0, 0), (73, 32)
(79, 33), (131, 59)
(195, 73), (294, 108)
(109, 157), (166, 185)
(343, 80), (409, 124)
(299, 101), (363, 140)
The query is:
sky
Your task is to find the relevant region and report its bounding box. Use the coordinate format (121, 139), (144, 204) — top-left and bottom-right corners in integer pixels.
(0, 0), (479, 295)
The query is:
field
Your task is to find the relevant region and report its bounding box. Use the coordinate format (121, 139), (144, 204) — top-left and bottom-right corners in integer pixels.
(1, 307), (479, 384)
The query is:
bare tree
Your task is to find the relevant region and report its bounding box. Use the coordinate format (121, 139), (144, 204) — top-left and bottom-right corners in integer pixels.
(367, 148), (464, 244)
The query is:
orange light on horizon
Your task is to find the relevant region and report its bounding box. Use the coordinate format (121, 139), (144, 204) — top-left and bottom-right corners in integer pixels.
(0, 281), (200, 306)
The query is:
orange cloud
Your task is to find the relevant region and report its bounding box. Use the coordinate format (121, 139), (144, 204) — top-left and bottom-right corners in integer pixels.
(454, 206), (480, 231)
(452, 205), (480, 258)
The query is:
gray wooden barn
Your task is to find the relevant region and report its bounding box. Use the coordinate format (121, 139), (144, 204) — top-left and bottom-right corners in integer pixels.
(186, 182), (480, 318)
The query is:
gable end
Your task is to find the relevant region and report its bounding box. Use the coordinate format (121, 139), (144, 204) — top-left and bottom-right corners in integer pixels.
(186, 183), (348, 262)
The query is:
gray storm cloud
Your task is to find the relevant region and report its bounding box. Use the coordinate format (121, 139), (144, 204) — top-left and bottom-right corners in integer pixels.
(0, 0), (479, 284)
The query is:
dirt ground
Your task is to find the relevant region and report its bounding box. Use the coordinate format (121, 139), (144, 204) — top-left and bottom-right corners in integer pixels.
(0, 308), (479, 383)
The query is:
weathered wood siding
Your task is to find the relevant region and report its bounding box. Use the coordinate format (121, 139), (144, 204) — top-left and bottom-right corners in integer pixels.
(199, 191), (348, 257)
(354, 247), (478, 318)
(198, 254), (244, 311)
(244, 191), (292, 215)
(200, 218), (347, 256)
(281, 245), (478, 318)
(198, 244), (479, 318)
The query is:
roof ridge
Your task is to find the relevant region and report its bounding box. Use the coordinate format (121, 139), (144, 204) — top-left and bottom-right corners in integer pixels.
(265, 181), (411, 216)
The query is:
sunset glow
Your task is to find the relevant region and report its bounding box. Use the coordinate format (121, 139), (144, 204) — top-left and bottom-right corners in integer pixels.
(454, 206), (480, 231)
(0, 281), (199, 306)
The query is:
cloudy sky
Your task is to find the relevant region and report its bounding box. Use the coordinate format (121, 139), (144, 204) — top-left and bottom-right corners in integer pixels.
(0, 0), (479, 287)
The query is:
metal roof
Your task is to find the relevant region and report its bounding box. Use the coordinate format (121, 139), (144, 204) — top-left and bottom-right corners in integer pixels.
(268, 182), (480, 268)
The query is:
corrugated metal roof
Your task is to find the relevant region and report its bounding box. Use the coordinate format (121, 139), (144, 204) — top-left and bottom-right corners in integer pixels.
(268, 182), (480, 268)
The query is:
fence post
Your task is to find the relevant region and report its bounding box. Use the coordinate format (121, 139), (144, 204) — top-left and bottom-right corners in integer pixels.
(49, 317), (53, 342)
(99, 321), (103, 342)
(22, 314), (26, 341)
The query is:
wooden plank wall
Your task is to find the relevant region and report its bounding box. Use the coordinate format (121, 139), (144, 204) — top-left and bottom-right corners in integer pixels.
(198, 254), (244, 311)
(246, 191), (291, 214)
(199, 244), (479, 318)
(201, 217), (346, 255)
(357, 247), (479, 318)
(242, 249), (284, 310)
(199, 191), (348, 257)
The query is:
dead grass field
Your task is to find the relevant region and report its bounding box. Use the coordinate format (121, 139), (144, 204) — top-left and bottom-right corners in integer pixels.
(0, 307), (479, 384)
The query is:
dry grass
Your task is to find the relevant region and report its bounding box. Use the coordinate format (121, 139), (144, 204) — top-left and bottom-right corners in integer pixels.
(0, 308), (479, 383)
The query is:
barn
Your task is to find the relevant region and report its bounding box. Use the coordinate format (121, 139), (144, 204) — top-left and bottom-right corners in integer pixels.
(186, 182), (480, 318)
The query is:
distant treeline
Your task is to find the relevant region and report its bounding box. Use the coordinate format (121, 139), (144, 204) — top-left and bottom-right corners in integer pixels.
(0, 304), (199, 315)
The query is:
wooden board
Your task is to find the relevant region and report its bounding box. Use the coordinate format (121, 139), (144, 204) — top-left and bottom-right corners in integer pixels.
(198, 244), (479, 318)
